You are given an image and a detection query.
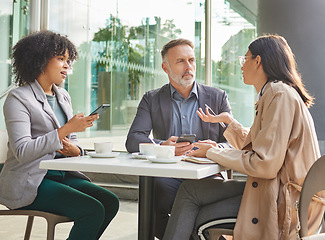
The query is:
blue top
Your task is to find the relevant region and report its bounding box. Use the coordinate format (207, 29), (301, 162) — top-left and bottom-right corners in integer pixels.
(46, 92), (67, 127)
(46, 92), (67, 161)
(170, 82), (203, 141)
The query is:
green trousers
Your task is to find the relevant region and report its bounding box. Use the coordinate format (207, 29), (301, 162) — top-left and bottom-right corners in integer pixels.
(19, 171), (119, 240)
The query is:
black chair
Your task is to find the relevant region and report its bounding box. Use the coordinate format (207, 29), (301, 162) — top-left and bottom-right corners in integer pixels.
(196, 180), (239, 240)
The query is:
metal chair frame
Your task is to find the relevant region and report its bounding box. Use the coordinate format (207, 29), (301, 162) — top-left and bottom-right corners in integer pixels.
(0, 209), (71, 240)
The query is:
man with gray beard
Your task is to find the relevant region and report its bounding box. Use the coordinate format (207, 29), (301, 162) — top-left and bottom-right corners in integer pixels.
(125, 38), (232, 239)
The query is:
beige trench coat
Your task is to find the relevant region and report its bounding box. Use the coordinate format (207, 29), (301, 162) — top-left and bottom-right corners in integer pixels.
(206, 81), (324, 240)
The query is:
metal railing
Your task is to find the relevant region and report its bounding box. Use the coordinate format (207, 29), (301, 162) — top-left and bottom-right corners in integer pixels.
(0, 84), (17, 101)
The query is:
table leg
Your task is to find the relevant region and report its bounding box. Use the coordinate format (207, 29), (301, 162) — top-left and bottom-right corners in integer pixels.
(138, 176), (154, 240)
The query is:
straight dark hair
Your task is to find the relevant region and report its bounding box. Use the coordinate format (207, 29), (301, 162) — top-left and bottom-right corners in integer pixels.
(248, 34), (314, 108)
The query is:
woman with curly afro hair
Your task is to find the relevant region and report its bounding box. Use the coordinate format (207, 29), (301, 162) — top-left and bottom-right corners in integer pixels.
(0, 30), (119, 240)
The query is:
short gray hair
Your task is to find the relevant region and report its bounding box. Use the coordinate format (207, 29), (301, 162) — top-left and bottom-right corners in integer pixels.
(161, 38), (194, 61)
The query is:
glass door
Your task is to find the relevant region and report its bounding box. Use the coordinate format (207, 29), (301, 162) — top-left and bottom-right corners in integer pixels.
(0, 0), (31, 129)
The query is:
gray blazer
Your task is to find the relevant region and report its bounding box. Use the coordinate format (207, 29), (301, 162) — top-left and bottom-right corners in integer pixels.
(0, 81), (87, 209)
(125, 82), (232, 153)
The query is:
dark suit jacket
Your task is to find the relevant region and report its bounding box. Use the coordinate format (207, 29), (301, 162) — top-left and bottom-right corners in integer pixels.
(125, 82), (232, 153)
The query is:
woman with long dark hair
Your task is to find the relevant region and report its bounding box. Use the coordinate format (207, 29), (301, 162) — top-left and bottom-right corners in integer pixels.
(162, 35), (324, 240)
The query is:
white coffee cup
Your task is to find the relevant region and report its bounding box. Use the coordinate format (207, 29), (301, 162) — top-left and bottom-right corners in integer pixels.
(154, 145), (175, 159)
(94, 142), (113, 154)
(139, 143), (155, 156)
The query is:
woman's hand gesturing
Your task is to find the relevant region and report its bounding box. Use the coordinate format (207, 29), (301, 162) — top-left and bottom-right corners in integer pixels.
(197, 108), (233, 125)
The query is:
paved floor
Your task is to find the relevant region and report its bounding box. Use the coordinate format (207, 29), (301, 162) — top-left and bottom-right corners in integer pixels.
(0, 200), (138, 240)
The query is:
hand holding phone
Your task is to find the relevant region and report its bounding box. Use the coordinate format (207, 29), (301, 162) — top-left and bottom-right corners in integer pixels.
(89, 104), (110, 116)
(176, 134), (196, 143)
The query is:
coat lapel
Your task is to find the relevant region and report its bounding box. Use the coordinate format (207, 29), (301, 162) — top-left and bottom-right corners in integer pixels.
(29, 81), (60, 128)
(159, 84), (173, 138)
(52, 85), (73, 122)
(197, 83), (211, 139)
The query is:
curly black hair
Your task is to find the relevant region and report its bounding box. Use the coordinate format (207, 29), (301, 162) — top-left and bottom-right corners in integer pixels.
(12, 30), (78, 86)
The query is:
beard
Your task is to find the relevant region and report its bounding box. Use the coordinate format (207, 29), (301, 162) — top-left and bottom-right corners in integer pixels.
(169, 70), (196, 88)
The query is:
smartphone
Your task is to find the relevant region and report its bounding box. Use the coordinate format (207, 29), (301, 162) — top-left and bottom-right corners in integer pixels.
(176, 134), (196, 143)
(89, 104), (110, 116)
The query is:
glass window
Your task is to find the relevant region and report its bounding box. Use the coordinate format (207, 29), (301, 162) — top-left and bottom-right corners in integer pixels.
(211, 1), (256, 127)
(0, 0), (256, 150)
(0, 0), (31, 129)
(47, 0), (256, 151)
(0, 1), (13, 130)
(48, 0), (204, 150)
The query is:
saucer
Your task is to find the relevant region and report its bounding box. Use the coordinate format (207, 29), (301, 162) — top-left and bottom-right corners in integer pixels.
(147, 156), (180, 164)
(88, 152), (120, 158)
(132, 152), (153, 159)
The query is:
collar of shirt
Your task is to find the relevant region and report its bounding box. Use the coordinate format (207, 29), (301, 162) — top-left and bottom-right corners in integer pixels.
(256, 81), (269, 101)
(170, 81), (198, 100)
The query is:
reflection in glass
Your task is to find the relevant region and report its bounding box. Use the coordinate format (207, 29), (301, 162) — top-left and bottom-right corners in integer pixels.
(212, 1), (256, 127)
(0, 0), (31, 129)
(46, 0), (256, 150)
